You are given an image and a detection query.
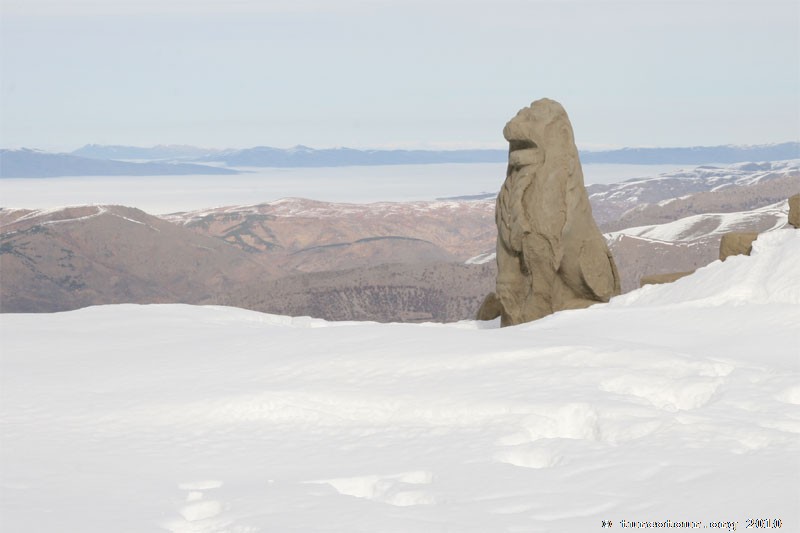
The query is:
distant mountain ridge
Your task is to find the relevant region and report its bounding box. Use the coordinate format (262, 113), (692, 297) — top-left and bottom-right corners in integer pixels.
(67, 141), (800, 167)
(3, 143), (798, 177)
(74, 144), (508, 167)
(580, 142), (800, 164)
(0, 148), (239, 178)
(72, 144), (223, 161)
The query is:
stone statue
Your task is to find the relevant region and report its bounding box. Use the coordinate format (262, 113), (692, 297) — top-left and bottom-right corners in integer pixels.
(492, 98), (620, 326)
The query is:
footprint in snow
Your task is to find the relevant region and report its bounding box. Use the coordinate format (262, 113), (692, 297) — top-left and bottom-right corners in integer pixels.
(306, 470), (436, 507)
(161, 480), (239, 533)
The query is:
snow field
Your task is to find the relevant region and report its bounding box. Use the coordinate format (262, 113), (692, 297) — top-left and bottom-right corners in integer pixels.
(1, 231), (798, 532)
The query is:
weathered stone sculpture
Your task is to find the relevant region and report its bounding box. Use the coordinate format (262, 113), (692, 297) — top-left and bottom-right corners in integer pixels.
(493, 98), (620, 326)
(789, 194), (800, 228)
(719, 232), (759, 261)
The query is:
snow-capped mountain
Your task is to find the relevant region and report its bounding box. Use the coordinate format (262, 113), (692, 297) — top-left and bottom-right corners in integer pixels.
(2, 229), (797, 532)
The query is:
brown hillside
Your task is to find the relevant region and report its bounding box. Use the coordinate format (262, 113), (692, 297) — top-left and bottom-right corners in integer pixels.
(164, 198), (496, 261)
(0, 205), (282, 312)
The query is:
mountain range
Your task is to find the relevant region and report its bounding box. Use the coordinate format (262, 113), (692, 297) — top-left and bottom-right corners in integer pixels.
(579, 142), (799, 164)
(2, 160), (797, 318)
(2, 142), (798, 177)
(73, 142), (800, 166)
(0, 148), (239, 178)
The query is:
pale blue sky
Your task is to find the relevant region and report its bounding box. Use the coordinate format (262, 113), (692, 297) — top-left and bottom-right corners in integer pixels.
(1, 0), (798, 151)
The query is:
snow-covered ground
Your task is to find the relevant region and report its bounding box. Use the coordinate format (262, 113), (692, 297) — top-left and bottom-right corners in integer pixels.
(2, 230), (799, 532)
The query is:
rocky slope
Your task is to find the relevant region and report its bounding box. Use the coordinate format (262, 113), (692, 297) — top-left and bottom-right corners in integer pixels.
(0, 205), (280, 312)
(601, 174), (800, 232)
(230, 262), (495, 323)
(163, 198), (496, 266)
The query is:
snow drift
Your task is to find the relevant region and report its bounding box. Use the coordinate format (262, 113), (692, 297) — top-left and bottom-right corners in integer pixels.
(1, 231), (798, 532)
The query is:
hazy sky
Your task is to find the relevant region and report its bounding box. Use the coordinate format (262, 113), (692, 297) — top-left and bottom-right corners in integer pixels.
(1, 0), (798, 151)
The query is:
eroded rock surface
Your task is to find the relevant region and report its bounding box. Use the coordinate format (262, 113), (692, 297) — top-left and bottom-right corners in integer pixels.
(494, 98), (620, 326)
